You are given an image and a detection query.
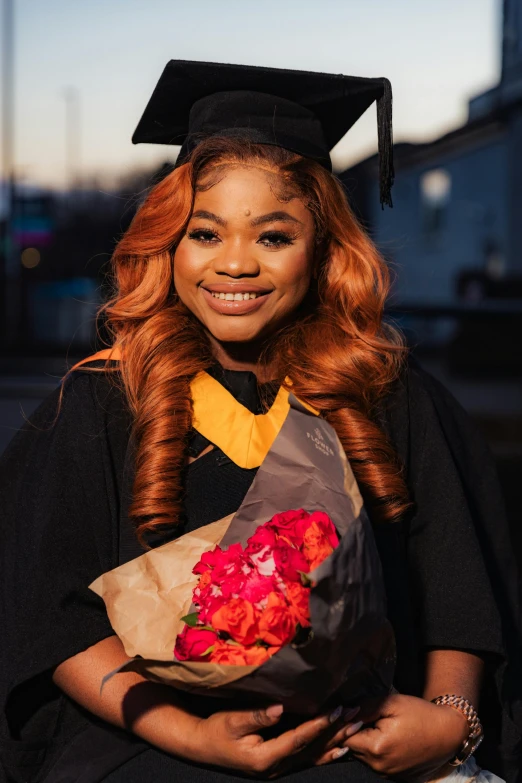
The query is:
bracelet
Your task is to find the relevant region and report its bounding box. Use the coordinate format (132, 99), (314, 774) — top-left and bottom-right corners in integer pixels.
(431, 694), (484, 766)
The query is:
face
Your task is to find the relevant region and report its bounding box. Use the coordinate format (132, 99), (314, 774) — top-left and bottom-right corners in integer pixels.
(173, 165), (315, 345)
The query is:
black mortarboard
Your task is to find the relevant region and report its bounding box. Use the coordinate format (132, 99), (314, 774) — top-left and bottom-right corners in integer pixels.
(133, 60), (394, 207)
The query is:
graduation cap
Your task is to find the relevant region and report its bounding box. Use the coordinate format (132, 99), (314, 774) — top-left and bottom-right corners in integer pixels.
(133, 60), (394, 207)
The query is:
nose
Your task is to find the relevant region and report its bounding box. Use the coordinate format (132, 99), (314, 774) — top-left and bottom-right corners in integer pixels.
(213, 238), (260, 278)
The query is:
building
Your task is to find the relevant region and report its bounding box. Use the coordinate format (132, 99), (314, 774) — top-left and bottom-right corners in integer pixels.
(342, 0), (522, 306)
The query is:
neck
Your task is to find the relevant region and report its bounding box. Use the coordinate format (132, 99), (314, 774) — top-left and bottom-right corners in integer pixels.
(208, 336), (273, 382)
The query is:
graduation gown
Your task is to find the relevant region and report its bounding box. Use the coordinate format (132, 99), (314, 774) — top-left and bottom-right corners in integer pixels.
(0, 361), (520, 783)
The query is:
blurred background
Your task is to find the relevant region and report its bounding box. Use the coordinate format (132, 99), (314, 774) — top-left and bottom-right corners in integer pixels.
(0, 0), (520, 556)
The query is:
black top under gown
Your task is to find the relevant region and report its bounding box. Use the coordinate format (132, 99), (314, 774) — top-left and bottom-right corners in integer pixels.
(0, 362), (520, 783)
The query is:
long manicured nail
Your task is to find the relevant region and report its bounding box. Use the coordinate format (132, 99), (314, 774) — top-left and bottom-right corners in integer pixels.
(344, 720), (363, 738)
(266, 704), (284, 718)
(333, 747), (350, 759)
(343, 706), (361, 723)
(329, 705), (343, 724)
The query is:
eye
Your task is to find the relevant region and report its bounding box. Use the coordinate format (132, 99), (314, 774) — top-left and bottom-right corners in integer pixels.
(188, 228), (220, 244)
(258, 230), (295, 248)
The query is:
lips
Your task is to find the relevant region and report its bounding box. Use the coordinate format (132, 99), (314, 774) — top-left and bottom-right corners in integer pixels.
(200, 284), (272, 315)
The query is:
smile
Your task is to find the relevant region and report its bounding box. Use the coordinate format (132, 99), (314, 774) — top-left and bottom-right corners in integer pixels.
(211, 291), (259, 301)
(200, 285), (272, 315)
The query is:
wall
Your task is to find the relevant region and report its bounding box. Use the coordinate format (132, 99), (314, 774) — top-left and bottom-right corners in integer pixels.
(369, 137), (509, 304)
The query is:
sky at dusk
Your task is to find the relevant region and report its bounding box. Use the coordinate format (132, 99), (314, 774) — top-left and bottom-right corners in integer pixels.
(2, 0), (501, 189)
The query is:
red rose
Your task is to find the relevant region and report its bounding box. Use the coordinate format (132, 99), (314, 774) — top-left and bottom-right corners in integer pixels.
(220, 572), (248, 600)
(267, 509), (310, 546)
(246, 525), (278, 554)
(174, 625), (217, 662)
(192, 546), (223, 576)
(273, 541), (309, 582)
(257, 592), (297, 647)
(210, 543), (248, 583)
(211, 597), (259, 645)
(285, 581), (311, 627)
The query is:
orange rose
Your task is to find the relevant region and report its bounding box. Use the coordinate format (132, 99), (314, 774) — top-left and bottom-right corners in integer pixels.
(258, 592), (297, 647)
(210, 641), (279, 666)
(244, 645), (279, 665)
(285, 581), (311, 627)
(211, 597), (259, 645)
(198, 571), (211, 590)
(302, 521), (334, 571)
(210, 640), (250, 665)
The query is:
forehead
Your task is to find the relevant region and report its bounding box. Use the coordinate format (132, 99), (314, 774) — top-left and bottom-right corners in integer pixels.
(193, 164), (308, 216)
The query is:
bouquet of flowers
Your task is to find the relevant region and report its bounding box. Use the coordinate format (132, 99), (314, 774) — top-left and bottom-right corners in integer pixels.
(174, 510), (338, 667)
(91, 388), (395, 715)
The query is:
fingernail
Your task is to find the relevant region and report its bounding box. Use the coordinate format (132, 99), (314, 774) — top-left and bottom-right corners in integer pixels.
(329, 705), (343, 724)
(344, 720), (363, 738)
(343, 706), (361, 723)
(266, 704), (284, 719)
(333, 747), (350, 759)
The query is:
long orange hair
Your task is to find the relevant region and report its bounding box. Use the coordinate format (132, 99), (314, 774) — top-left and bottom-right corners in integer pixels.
(93, 137), (409, 542)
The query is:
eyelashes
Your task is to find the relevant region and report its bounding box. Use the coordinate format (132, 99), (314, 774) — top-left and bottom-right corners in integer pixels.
(187, 227), (296, 248)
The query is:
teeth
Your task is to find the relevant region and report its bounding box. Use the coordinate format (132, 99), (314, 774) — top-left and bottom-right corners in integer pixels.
(210, 291), (258, 301)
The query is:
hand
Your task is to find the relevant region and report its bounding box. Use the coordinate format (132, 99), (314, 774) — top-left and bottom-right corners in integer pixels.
(186, 704), (342, 777)
(339, 693), (470, 780)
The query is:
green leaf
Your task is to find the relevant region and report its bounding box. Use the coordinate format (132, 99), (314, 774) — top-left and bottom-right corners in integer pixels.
(180, 612), (200, 627)
(199, 645), (215, 657)
(299, 571), (313, 587)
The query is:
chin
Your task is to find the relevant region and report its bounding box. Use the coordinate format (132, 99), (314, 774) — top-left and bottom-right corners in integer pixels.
(207, 320), (268, 344)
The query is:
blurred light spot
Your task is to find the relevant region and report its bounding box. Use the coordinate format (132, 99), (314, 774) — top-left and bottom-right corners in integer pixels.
(421, 169), (451, 206)
(21, 247), (41, 269)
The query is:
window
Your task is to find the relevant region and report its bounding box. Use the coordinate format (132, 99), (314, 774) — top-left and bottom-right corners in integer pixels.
(420, 168), (451, 239)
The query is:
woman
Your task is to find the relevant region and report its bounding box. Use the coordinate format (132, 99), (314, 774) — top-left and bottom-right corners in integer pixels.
(0, 61), (520, 783)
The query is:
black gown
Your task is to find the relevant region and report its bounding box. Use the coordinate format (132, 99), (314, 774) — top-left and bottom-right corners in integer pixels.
(0, 361), (520, 783)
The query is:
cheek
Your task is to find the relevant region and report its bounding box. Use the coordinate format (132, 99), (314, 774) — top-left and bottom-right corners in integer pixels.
(275, 248), (313, 299)
(173, 242), (201, 292)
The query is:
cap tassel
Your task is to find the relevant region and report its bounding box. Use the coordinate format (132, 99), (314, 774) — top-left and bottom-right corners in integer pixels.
(377, 78), (394, 209)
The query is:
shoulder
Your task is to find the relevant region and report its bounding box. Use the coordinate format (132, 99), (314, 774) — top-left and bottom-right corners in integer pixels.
(382, 356), (469, 427)
(379, 356), (480, 471)
(2, 363), (130, 466)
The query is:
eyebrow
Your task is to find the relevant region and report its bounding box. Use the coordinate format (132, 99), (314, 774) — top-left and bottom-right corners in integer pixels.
(250, 211), (303, 227)
(190, 209), (303, 228)
(191, 210), (227, 227)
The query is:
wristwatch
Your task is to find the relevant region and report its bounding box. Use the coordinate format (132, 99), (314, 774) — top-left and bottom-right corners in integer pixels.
(431, 694), (484, 766)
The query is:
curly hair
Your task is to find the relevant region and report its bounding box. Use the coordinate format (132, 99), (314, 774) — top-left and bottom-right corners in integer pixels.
(90, 137), (409, 543)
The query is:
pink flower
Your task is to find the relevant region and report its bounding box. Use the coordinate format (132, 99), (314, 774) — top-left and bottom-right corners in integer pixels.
(273, 541), (309, 582)
(245, 527), (278, 577)
(240, 570), (276, 605)
(174, 626), (217, 662)
(192, 546), (223, 576)
(210, 543), (248, 583)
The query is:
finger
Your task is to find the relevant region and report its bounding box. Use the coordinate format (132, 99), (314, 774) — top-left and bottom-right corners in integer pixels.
(260, 711), (334, 768)
(228, 704), (284, 738)
(315, 718), (363, 765)
(316, 746), (352, 766)
(321, 715), (363, 752)
(343, 725), (380, 757)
